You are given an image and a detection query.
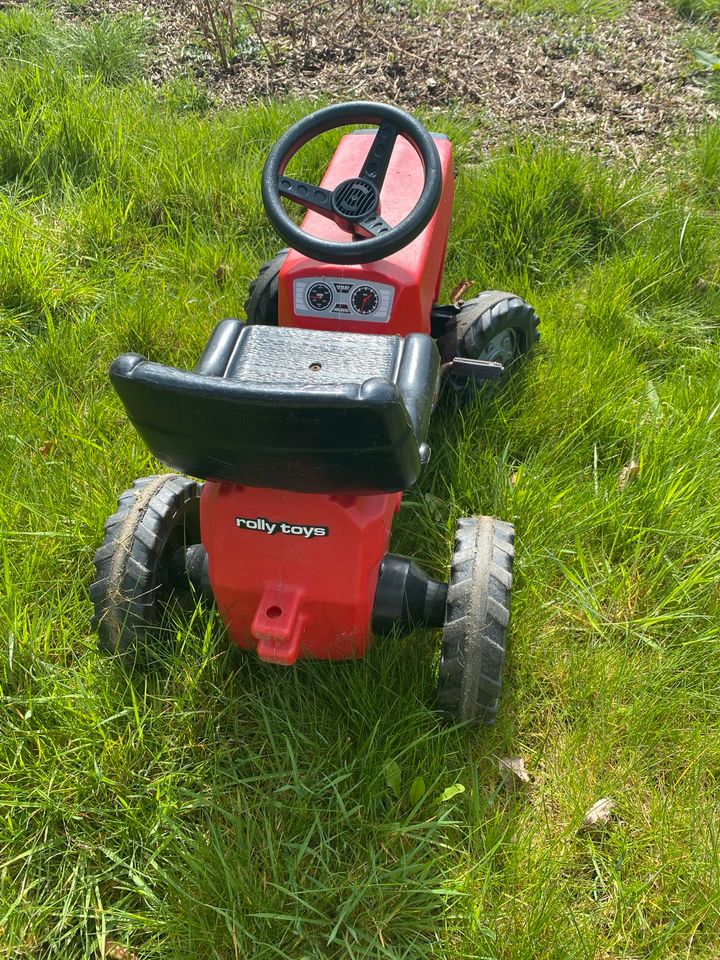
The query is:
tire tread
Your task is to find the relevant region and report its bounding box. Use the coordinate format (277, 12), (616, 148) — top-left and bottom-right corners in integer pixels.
(89, 474), (201, 656)
(244, 249), (289, 326)
(437, 515), (515, 725)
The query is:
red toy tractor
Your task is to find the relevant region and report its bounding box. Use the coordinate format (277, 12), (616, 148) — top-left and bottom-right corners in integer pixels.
(90, 102), (539, 724)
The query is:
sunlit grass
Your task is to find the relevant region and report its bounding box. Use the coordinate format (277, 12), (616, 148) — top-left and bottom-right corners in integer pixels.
(1, 6), (720, 959)
(669, 0), (720, 20)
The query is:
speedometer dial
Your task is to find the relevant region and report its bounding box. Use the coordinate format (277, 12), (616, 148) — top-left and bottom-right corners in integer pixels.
(351, 285), (380, 315)
(306, 282), (333, 311)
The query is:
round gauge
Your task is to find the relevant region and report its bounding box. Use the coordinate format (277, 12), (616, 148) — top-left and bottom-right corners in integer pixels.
(306, 281), (333, 312)
(351, 285), (380, 316)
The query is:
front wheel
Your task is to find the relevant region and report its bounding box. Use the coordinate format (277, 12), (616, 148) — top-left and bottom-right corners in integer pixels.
(437, 516), (515, 725)
(90, 474), (202, 657)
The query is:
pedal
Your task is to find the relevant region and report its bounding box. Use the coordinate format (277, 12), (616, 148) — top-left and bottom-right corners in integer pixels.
(449, 357), (505, 381)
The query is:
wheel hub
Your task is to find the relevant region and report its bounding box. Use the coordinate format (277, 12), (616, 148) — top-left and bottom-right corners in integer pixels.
(479, 329), (519, 367)
(332, 178), (379, 220)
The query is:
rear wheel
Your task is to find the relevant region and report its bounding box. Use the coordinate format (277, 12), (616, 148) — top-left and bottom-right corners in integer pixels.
(437, 291), (540, 397)
(244, 249), (288, 326)
(437, 516), (515, 725)
(90, 474), (202, 657)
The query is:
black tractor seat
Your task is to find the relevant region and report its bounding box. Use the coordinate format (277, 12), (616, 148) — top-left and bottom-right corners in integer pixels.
(110, 320), (440, 494)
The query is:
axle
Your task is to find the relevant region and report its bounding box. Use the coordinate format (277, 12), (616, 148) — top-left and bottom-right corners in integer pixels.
(173, 546), (448, 637)
(372, 553), (447, 634)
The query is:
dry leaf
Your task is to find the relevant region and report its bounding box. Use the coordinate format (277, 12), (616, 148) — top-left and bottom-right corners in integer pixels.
(498, 756), (530, 789)
(580, 796), (615, 832)
(104, 942), (139, 960)
(215, 263), (231, 285)
(618, 460), (639, 490)
(450, 279), (474, 303)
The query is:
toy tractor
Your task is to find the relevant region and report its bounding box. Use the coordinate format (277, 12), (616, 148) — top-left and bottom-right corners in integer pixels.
(90, 102), (539, 724)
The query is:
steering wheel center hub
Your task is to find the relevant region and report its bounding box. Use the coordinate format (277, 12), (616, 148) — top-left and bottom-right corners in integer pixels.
(331, 178), (379, 220)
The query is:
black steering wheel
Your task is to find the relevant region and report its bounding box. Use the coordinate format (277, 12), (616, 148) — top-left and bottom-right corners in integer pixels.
(261, 102), (443, 265)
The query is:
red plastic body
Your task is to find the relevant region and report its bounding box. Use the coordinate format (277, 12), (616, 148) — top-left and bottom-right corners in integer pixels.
(200, 131), (454, 663)
(201, 484), (402, 662)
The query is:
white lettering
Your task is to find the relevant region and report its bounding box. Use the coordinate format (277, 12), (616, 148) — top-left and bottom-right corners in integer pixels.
(235, 516), (330, 538)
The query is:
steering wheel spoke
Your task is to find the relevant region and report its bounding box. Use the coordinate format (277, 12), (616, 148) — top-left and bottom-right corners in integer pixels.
(354, 213), (392, 238)
(358, 122), (399, 191)
(278, 177), (334, 218)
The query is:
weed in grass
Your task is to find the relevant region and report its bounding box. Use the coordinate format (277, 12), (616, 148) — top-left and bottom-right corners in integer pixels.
(0, 6), (149, 86)
(402, 0), (457, 13)
(63, 14), (150, 86)
(668, 0), (720, 21)
(690, 46), (720, 109)
(486, 0), (631, 17)
(161, 74), (215, 114)
(692, 123), (720, 204)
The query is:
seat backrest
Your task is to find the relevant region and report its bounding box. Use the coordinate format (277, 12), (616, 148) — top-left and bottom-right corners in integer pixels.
(110, 322), (439, 494)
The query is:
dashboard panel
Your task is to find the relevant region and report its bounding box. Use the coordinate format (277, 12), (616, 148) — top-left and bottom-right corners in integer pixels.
(293, 277), (395, 323)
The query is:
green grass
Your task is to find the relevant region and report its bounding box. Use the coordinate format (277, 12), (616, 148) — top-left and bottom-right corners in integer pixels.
(0, 5), (149, 85)
(2, 7), (720, 959)
(668, 0), (720, 21)
(484, 0), (630, 18)
(490, 0), (718, 17)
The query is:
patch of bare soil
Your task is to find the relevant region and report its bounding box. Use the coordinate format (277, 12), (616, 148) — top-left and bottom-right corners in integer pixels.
(72, 0), (717, 156)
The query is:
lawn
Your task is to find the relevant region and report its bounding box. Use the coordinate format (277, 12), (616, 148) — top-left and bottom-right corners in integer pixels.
(1, 5), (720, 959)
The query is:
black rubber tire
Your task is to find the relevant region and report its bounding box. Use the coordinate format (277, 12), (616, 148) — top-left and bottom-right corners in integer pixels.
(243, 249), (288, 326)
(437, 516), (515, 725)
(438, 291), (540, 396)
(90, 474), (202, 657)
